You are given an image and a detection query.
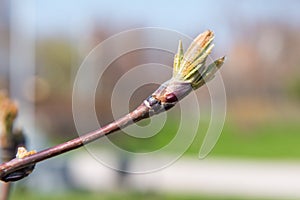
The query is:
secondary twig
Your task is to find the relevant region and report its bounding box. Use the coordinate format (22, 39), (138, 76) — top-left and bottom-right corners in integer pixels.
(0, 92), (26, 200)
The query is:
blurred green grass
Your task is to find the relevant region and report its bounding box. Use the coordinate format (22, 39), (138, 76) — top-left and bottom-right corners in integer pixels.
(106, 114), (300, 159)
(10, 190), (273, 200)
(207, 121), (300, 159)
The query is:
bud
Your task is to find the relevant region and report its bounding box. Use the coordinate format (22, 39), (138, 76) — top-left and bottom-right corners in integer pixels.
(145, 30), (225, 114)
(16, 147), (36, 159)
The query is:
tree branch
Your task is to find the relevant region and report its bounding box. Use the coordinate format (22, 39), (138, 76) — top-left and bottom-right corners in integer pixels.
(0, 104), (149, 181)
(0, 30), (225, 183)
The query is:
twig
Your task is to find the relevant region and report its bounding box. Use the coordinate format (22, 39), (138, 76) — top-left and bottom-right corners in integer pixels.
(0, 104), (149, 180)
(0, 30), (225, 182)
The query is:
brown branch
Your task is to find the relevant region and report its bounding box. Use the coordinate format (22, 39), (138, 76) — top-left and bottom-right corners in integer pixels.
(0, 103), (149, 181)
(0, 30), (225, 183)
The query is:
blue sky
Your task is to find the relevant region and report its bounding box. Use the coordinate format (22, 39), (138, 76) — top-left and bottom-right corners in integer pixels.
(35, 0), (300, 34)
(31, 0), (300, 49)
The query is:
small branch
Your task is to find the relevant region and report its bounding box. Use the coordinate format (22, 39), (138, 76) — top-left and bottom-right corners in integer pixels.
(0, 30), (225, 183)
(0, 104), (149, 181)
